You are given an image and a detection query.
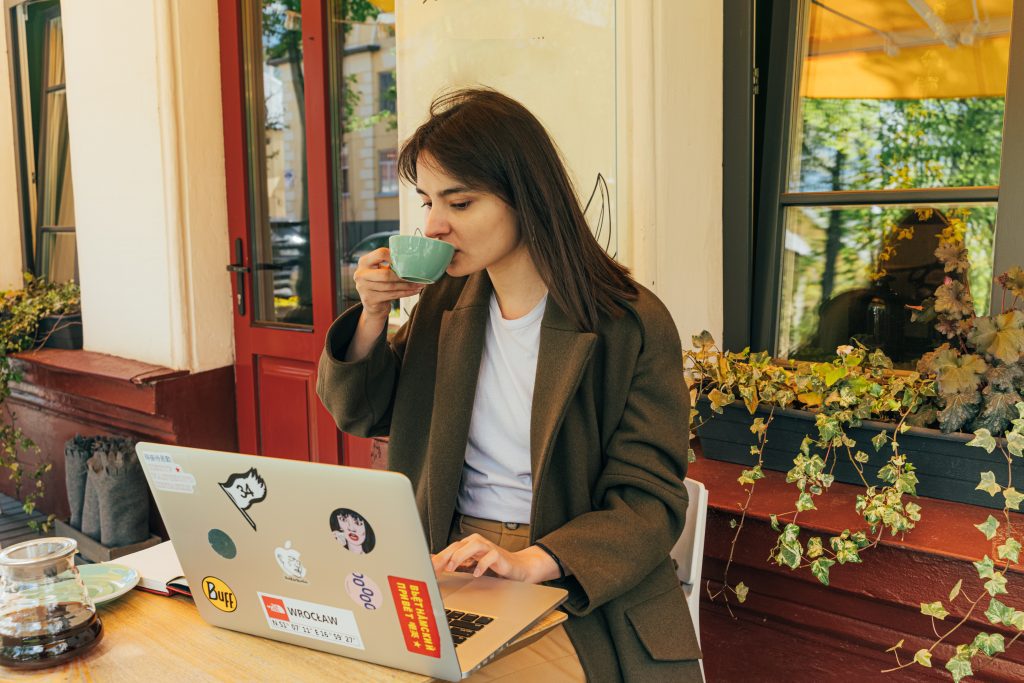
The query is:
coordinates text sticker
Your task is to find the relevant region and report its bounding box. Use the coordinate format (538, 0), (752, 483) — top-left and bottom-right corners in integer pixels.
(141, 451), (197, 493)
(258, 592), (364, 650)
(388, 576), (441, 658)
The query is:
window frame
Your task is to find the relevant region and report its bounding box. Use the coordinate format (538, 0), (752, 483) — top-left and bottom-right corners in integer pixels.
(724, 0), (1024, 355)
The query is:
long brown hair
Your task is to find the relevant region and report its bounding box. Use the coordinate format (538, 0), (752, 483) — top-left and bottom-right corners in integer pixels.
(397, 88), (636, 333)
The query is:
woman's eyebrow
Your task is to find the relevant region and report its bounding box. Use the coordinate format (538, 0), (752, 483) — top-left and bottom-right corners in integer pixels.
(416, 185), (472, 197)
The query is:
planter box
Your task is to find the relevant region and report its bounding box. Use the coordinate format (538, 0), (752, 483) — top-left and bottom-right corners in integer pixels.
(696, 397), (1012, 510)
(54, 519), (161, 563)
(34, 313), (82, 350)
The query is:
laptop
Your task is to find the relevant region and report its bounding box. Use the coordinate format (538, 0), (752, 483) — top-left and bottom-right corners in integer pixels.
(135, 442), (568, 681)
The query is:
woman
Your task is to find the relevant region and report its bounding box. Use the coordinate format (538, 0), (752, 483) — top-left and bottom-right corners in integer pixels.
(329, 508), (375, 554)
(317, 88), (701, 682)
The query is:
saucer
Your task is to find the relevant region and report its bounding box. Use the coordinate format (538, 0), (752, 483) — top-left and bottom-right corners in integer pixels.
(79, 563), (140, 605)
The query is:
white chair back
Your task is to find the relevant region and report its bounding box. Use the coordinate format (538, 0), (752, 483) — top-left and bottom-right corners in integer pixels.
(669, 477), (708, 644)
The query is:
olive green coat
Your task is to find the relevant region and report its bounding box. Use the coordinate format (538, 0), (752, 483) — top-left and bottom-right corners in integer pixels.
(316, 272), (702, 682)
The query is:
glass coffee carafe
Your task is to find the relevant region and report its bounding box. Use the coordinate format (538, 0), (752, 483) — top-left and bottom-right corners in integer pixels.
(0, 538), (103, 669)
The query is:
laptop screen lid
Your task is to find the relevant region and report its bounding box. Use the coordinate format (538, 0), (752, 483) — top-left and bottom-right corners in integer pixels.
(135, 442), (464, 681)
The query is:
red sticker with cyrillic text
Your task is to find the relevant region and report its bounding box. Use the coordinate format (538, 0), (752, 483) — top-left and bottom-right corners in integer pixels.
(388, 576), (441, 658)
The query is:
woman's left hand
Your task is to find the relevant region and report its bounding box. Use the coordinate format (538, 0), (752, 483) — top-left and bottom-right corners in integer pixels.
(431, 533), (559, 584)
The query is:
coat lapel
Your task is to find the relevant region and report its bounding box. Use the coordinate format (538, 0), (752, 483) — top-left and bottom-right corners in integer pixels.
(425, 273), (491, 549)
(530, 300), (597, 523)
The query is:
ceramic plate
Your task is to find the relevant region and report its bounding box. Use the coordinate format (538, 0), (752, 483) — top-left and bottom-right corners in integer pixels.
(79, 563), (139, 605)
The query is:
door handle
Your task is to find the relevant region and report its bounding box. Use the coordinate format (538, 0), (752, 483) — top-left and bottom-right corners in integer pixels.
(227, 238), (248, 315)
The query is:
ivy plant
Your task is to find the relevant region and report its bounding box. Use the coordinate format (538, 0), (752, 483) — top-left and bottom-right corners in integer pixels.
(0, 273), (81, 531)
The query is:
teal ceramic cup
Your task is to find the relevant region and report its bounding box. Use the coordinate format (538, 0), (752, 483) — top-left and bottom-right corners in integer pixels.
(388, 234), (455, 284)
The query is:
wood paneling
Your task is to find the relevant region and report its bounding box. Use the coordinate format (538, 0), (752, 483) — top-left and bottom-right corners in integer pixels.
(256, 356), (315, 461)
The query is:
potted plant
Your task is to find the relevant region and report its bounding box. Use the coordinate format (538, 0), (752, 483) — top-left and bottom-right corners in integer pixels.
(689, 213), (1024, 679)
(0, 274), (81, 532)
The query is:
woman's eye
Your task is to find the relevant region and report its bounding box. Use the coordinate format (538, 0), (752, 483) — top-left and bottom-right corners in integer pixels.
(420, 202), (432, 209)
(451, 201), (471, 210)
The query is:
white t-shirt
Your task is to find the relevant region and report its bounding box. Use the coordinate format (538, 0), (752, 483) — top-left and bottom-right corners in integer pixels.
(455, 292), (547, 524)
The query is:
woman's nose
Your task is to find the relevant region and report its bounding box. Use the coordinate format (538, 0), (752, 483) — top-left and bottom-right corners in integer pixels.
(424, 208), (448, 238)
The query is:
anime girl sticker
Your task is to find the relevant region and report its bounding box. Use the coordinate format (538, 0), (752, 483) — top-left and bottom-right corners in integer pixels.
(329, 508), (375, 554)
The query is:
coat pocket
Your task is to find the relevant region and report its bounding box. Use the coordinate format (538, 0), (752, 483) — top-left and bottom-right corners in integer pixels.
(625, 585), (702, 661)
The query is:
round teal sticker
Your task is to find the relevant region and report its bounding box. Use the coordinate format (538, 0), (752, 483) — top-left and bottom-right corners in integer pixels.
(208, 528), (236, 559)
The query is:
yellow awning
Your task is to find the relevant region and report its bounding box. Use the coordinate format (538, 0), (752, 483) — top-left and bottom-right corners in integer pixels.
(368, 0), (394, 13)
(802, 0), (1013, 99)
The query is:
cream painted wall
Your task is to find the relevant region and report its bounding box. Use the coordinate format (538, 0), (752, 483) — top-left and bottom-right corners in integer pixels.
(61, 0), (232, 371)
(394, 0), (723, 341)
(0, 19), (24, 292)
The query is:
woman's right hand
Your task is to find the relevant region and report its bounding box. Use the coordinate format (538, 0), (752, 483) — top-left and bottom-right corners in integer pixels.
(354, 247), (424, 320)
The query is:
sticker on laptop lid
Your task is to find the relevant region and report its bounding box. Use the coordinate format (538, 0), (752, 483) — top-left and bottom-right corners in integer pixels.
(388, 577), (441, 658)
(258, 592), (364, 650)
(219, 468), (267, 531)
(140, 451), (197, 494)
(274, 541), (308, 583)
(329, 507), (375, 554)
(203, 576), (237, 612)
(208, 528), (236, 559)
(345, 572), (382, 611)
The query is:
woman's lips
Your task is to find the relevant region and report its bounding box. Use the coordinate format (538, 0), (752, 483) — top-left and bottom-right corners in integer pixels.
(348, 533), (359, 542)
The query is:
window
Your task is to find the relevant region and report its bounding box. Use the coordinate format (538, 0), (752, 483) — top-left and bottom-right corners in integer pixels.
(726, 0), (1024, 364)
(378, 148), (398, 195)
(378, 70), (396, 115)
(10, 0), (76, 283)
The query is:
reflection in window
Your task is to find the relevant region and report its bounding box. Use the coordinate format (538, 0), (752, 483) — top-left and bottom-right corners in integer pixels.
(779, 204), (995, 364)
(772, 0), (1011, 364)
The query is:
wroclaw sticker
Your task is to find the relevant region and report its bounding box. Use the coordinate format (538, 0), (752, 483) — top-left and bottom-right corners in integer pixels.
(140, 451), (196, 493)
(203, 576), (237, 612)
(219, 468), (267, 530)
(275, 541), (308, 583)
(345, 572), (382, 611)
(388, 577), (440, 658)
(258, 592), (364, 650)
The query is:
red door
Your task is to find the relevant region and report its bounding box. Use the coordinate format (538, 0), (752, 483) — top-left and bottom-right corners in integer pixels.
(218, 0), (373, 466)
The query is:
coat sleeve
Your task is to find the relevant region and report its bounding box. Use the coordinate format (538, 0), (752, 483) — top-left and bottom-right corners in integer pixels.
(315, 304), (414, 438)
(535, 305), (690, 616)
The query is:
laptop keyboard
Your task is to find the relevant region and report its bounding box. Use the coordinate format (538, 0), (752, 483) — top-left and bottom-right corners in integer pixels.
(445, 609), (494, 647)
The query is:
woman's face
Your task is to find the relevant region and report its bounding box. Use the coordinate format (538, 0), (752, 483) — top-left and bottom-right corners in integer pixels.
(416, 153), (524, 279)
(339, 514), (366, 547)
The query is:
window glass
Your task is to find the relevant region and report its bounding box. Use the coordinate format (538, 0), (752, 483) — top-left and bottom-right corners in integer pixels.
(329, 3), (399, 315)
(778, 203), (995, 364)
(789, 0), (1011, 193)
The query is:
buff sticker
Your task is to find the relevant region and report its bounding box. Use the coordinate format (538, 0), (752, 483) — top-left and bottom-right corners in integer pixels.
(388, 576), (441, 658)
(345, 572), (382, 611)
(203, 576), (237, 612)
(140, 451), (196, 494)
(258, 592), (364, 650)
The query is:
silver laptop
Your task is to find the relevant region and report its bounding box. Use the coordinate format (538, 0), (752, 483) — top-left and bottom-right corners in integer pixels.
(135, 442), (567, 681)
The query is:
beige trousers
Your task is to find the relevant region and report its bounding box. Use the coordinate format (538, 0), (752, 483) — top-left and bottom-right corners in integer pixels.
(446, 514), (587, 682)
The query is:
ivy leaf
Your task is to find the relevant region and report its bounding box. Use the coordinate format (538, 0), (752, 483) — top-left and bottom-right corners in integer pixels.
(871, 431), (888, 452)
(708, 388), (733, 412)
(796, 492), (816, 512)
(769, 514), (780, 532)
(1008, 431), (1024, 458)
(920, 601), (949, 620)
(914, 649), (933, 667)
(806, 536), (823, 559)
(977, 472), (1002, 497)
(975, 555), (997, 579)
(971, 632), (1006, 657)
(854, 451), (870, 463)
(886, 638), (905, 653)
(975, 517), (1000, 541)
(945, 655), (973, 683)
(949, 579), (963, 602)
(998, 538), (1021, 563)
(969, 310), (1024, 364)
(810, 557), (834, 586)
(734, 581), (748, 604)
(985, 573), (1008, 597)
(968, 429), (997, 453)
(1004, 487), (1024, 511)
(985, 596), (1014, 625)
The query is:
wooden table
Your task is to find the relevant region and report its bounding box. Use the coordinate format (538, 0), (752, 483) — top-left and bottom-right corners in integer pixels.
(5, 590), (429, 682)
